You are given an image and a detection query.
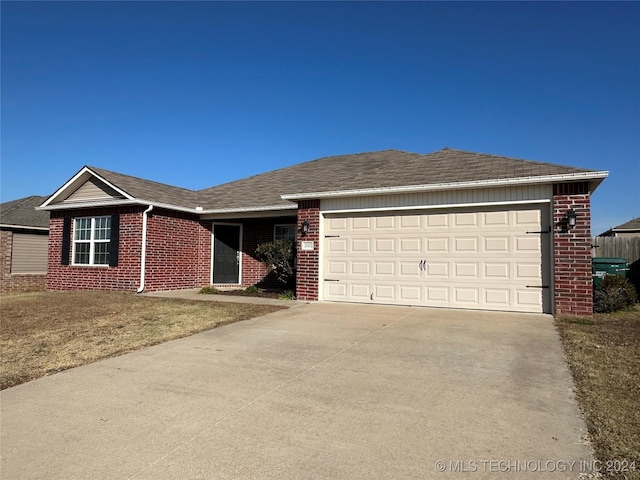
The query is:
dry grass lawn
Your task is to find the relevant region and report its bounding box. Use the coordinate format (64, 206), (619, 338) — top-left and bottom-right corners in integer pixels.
(556, 306), (640, 480)
(1, 291), (284, 390)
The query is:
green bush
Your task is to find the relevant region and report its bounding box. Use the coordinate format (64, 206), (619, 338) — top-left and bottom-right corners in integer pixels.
(199, 286), (220, 295)
(594, 275), (637, 313)
(255, 240), (295, 286)
(244, 285), (260, 295)
(279, 290), (296, 300)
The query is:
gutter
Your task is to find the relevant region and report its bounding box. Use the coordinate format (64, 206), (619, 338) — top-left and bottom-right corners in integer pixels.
(137, 205), (154, 293)
(280, 171), (610, 201)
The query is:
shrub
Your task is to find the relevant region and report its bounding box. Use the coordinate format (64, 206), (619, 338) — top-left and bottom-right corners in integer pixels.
(199, 286), (220, 295)
(244, 285), (260, 295)
(279, 290), (296, 300)
(255, 240), (295, 286)
(594, 275), (637, 313)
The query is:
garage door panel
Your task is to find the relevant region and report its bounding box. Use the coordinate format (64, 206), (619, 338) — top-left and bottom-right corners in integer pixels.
(351, 238), (372, 253)
(483, 211), (509, 227)
(327, 261), (348, 275)
(374, 238), (395, 253)
(515, 209), (541, 226)
(323, 205), (549, 313)
(455, 287), (479, 303)
(426, 238), (449, 252)
(426, 214), (448, 228)
(374, 284), (395, 300)
(484, 289), (510, 306)
(350, 283), (371, 300)
(484, 263), (510, 279)
(454, 237), (479, 252)
(484, 236), (510, 253)
(326, 282), (347, 299)
(515, 236), (540, 252)
(399, 285), (422, 302)
(516, 289), (542, 307)
(454, 263), (479, 278)
(426, 286), (449, 302)
(426, 262), (448, 276)
(350, 261), (371, 275)
(327, 217), (348, 232)
(399, 215), (422, 229)
(400, 237), (422, 252)
(327, 238), (347, 253)
(375, 261), (395, 276)
(400, 261), (421, 276)
(351, 217), (371, 230)
(454, 213), (478, 227)
(515, 263), (541, 279)
(374, 216), (395, 229)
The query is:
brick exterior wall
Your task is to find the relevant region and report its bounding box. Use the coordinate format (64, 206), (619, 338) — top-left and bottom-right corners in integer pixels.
(295, 200), (320, 301)
(47, 207), (211, 292)
(0, 230), (47, 293)
(143, 209), (211, 291)
(46, 207), (299, 293)
(553, 182), (593, 316)
(47, 207), (144, 291)
(236, 218), (296, 289)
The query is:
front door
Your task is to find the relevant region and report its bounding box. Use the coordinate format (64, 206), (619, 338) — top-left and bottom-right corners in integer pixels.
(213, 224), (240, 284)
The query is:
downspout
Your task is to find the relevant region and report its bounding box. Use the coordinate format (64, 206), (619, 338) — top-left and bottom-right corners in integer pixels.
(137, 205), (154, 293)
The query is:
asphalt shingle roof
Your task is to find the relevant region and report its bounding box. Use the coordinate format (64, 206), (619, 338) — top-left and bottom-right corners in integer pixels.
(89, 166), (200, 208)
(1, 196), (51, 228)
(611, 217), (640, 231)
(196, 148), (595, 210)
(64, 148), (599, 212)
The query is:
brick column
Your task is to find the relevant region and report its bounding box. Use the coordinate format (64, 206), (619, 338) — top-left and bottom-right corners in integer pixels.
(553, 182), (593, 316)
(296, 200), (320, 301)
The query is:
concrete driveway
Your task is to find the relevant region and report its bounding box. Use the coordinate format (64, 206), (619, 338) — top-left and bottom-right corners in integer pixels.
(1, 303), (592, 479)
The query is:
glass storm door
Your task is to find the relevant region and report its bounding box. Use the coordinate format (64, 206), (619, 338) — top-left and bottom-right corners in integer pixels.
(213, 224), (240, 283)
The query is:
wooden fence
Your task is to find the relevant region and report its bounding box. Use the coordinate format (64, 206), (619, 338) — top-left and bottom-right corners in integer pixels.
(591, 236), (640, 294)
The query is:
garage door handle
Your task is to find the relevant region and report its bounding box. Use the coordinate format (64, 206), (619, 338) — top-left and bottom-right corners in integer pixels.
(324, 279), (340, 282)
(419, 260), (426, 271)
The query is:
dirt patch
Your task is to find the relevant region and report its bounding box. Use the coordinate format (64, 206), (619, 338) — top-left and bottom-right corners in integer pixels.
(0, 291), (285, 390)
(556, 306), (640, 480)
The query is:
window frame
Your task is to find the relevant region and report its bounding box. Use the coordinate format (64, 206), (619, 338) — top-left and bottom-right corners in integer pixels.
(273, 224), (297, 243)
(71, 216), (111, 266)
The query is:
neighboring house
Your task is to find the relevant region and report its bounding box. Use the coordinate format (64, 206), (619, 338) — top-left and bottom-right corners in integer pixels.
(38, 148), (608, 316)
(1, 195), (50, 293)
(598, 217), (640, 238)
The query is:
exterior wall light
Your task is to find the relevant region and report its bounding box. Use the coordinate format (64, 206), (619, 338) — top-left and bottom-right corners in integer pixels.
(565, 208), (577, 228)
(301, 219), (310, 236)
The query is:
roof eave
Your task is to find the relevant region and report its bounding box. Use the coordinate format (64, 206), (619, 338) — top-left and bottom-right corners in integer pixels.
(0, 223), (49, 231)
(280, 171), (609, 201)
(38, 198), (298, 216)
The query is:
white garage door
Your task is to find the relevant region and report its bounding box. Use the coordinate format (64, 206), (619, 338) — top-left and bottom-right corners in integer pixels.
(323, 205), (550, 313)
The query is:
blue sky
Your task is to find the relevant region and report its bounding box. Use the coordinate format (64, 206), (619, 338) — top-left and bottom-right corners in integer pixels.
(1, 1), (638, 235)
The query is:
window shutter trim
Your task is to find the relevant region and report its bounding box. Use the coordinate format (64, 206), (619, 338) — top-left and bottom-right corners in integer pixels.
(61, 216), (71, 265)
(109, 214), (120, 266)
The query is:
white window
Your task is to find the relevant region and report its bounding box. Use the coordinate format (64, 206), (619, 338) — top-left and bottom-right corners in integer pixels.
(73, 216), (111, 265)
(274, 224), (296, 242)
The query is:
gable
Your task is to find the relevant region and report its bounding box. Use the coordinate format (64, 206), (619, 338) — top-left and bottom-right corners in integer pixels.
(60, 177), (125, 203)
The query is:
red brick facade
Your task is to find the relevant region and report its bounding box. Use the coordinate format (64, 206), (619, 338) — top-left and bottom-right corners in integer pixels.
(552, 182), (593, 316)
(47, 207), (211, 292)
(46, 208), (296, 293)
(44, 188), (597, 314)
(236, 218), (296, 289)
(295, 200), (320, 301)
(0, 230), (47, 293)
